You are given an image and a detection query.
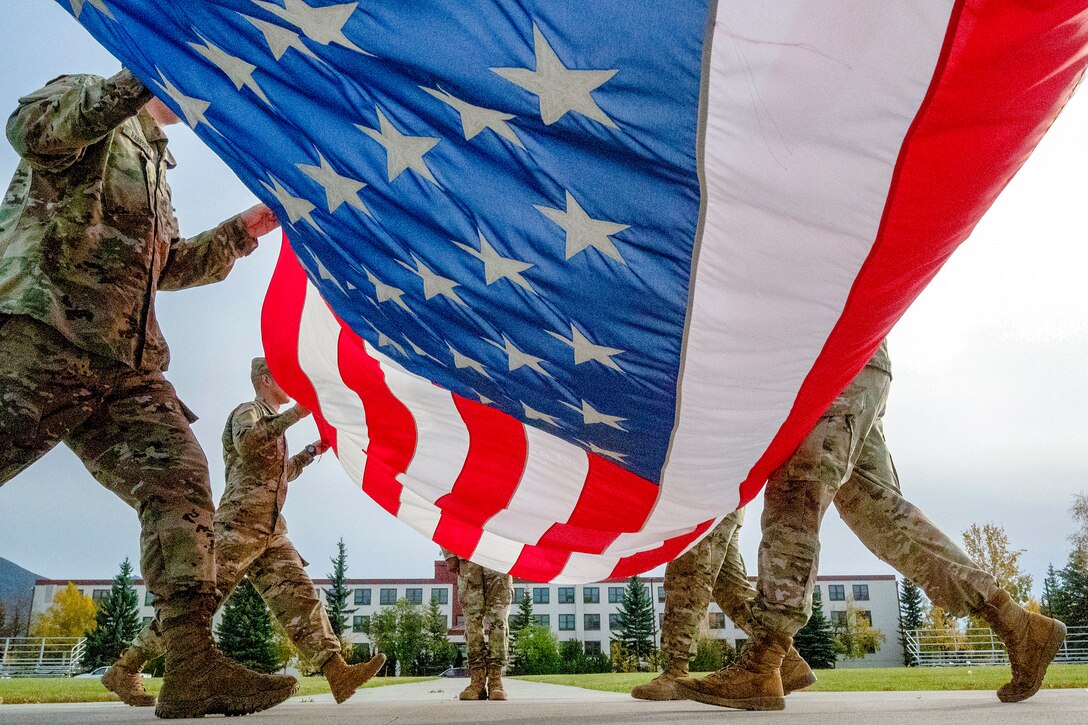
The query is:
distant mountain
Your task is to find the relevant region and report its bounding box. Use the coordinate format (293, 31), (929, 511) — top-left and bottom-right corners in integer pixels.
(0, 556), (41, 606)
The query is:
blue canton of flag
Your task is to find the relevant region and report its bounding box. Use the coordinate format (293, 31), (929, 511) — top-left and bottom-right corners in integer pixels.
(67, 0), (711, 483)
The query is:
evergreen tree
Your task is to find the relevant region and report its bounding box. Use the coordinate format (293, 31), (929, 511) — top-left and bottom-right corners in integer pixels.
(216, 578), (280, 674)
(1060, 551), (1088, 627)
(1041, 564), (1064, 619)
(81, 559), (142, 669)
(793, 586), (837, 669)
(418, 596), (457, 675)
(897, 579), (927, 666)
(510, 592), (534, 633)
(324, 538), (355, 637)
(611, 576), (656, 670)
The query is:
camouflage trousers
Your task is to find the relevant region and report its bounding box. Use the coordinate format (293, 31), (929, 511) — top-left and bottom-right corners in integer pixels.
(0, 314), (216, 606)
(754, 364), (1000, 636)
(458, 560), (513, 671)
(133, 520), (341, 669)
(661, 508), (754, 673)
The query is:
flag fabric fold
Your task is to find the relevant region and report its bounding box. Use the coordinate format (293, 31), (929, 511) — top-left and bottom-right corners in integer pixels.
(63, 0), (1088, 581)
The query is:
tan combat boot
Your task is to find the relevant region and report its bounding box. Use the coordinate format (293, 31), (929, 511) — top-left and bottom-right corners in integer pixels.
(102, 646), (155, 707)
(322, 651), (387, 704)
(630, 659), (687, 701)
(486, 664), (507, 701)
(977, 589), (1067, 703)
(459, 667), (487, 700)
(780, 646), (818, 694)
(674, 631), (792, 711)
(154, 592), (298, 719)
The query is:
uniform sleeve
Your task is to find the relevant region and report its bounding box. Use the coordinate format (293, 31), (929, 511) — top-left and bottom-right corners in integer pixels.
(285, 449), (316, 482)
(234, 404), (308, 457)
(6, 70), (152, 172)
(158, 214), (258, 291)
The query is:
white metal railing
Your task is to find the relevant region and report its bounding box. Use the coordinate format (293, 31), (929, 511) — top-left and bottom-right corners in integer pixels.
(905, 625), (1088, 666)
(0, 637), (87, 677)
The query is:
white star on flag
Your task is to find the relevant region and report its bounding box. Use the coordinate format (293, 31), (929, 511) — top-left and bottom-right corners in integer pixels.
(241, 14), (319, 60)
(560, 399), (627, 430)
(492, 24), (617, 127)
(546, 324), (625, 371)
(447, 344), (491, 379)
(396, 255), (465, 304)
(260, 175), (321, 231)
(250, 0), (370, 55)
(522, 402), (560, 427)
(155, 70), (216, 132)
(486, 336), (551, 376)
(421, 86), (524, 148)
(363, 269), (412, 312)
(189, 34), (271, 105)
(71, 0), (114, 20)
(357, 108), (440, 185)
(455, 230), (535, 292)
(535, 191), (630, 263)
(297, 152), (370, 215)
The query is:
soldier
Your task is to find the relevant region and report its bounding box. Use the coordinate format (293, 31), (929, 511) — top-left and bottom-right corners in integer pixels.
(443, 549), (513, 701)
(0, 69), (296, 718)
(105, 358), (386, 705)
(631, 509), (815, 701)
(676, 340), (1067, 710)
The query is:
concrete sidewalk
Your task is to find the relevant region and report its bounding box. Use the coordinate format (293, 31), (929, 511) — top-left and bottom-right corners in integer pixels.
(1, 678), (1085, 723)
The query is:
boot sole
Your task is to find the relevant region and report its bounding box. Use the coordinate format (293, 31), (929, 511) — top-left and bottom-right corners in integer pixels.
(101, 671), (155, 707)
(674, 682), (784, 711)
(155, 681), (298, 719)
(782, 670), (818, 695)
(331, 654), (387, 704)
(998, 619), (1067, 703)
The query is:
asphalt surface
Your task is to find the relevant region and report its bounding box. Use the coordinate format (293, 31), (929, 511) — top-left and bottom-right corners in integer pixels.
(1, 677), (1086, 723)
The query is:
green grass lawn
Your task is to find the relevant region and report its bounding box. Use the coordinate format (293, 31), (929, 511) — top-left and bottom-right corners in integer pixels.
(515, 664), (1088, 694)
(0, 675), (435, 705)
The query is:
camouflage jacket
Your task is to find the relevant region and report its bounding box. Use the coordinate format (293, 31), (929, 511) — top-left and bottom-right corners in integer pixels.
(215, 399), (315, 535)
(0, 70), (257, 371)
(867, 339), (891, 376)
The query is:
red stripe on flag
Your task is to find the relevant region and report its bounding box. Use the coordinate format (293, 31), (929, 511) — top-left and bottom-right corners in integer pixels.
(262, 235), (338, 451)
(533, 455), (659, 554)
(740, 0), (1088, 505)
(609, 518), (716, 579)
(433, 395), (528, 557)
(334, 323), (416, 516)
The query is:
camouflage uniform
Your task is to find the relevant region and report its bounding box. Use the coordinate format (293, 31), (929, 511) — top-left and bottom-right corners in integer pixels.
(661, 509), (754, 672)
(132, 399), (340, 669)
(754, 340), (1000, 636)
(0, 70), (259, 607)
(443, 550), (513, 672)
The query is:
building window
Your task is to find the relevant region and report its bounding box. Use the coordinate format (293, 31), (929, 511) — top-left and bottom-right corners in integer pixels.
(533, 587), (549, 605)
(558, 587), (575, 604)
(607, 586), (624, 604)
(405, 588), (423, 605)
(379, 588), (397, 605)
(584, 640), (602, 656)
(533, 614), (550, 627)
(583, 587), (599, 604)
(144, 591), (155, 607)
(431, 588), (448, 605)
(584, 614), (601, 631)
(559, 614), (575, 631)
(514, 587), (526, 603)
(658, 587), (666, 603)
(92, 589), (109, 602)
(142, 616), (153, 626)
(830, 610), (847, 626)
(828, 585), (846, 601)
(852, 584), (870, 601)
(354, 588), (371, 606)
(858, 610), (873, 626)
(353, 615), (370, 633)
(608, 613), (621, 630)
(659, 612), (664, 628)
(813, 585), (821, 599)
(709, 612), (726, 630)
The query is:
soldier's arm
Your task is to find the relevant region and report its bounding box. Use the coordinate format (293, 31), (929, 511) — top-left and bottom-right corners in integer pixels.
(233, 404), (310, 456)
(285, 450), (315, 482)
(6, 69), (152, 172)
(159, 205), (278, 290)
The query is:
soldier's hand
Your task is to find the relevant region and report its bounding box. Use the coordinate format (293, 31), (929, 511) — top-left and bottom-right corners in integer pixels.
(290, 403), (312, 420)
(313, 440), (330, 455)
(240, 203), (280, 240)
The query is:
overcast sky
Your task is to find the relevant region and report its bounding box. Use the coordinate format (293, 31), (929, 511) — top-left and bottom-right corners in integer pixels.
(1, 4), (1086, 598)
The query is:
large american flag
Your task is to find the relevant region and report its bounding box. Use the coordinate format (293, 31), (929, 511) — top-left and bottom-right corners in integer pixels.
(65, 1), (1087, 582)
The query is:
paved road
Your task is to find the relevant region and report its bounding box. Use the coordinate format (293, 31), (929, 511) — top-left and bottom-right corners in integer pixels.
(2, 678), (1086, 723)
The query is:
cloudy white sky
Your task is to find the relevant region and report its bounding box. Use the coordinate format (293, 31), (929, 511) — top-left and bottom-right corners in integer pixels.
(1, 3), (1085, 597)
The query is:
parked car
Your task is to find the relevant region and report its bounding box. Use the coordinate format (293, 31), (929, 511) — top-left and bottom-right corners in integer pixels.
(439, 667), (467, 678)
(75, 665), (150, 678)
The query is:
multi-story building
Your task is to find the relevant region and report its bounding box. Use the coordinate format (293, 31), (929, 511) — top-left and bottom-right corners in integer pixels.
(31, 564), (901, 667)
